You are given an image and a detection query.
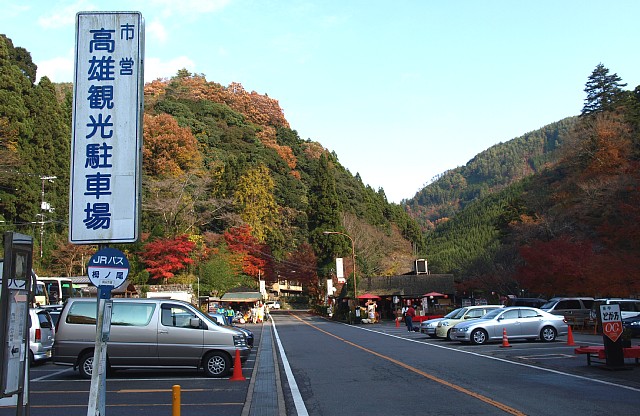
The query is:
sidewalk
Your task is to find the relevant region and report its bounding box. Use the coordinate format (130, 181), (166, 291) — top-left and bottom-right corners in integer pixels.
(242, 319), (286, 416)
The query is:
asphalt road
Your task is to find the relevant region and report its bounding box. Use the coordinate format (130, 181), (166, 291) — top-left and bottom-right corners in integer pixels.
(273, 311), (640, 416)
(2, 310), (640, 415)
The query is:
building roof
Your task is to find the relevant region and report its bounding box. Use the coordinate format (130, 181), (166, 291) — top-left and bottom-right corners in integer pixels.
(220, 291), (262, 302)
(360, 274), (455, 297)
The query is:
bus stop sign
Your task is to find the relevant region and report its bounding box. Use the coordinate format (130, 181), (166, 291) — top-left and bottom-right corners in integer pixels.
(87, 247), (129, 289)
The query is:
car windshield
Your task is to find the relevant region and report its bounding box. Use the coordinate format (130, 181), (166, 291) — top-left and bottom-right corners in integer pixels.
(452, 308), (469, 319)
(540, 301), (556, 309)
(444, 308), (463, 319)
(480, 309), (503, 320)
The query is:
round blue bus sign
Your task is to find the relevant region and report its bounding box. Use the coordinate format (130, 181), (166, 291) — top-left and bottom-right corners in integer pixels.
(87, 247), (130, 289)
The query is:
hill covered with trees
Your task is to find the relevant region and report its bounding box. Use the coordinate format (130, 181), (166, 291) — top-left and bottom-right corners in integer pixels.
(0, 34), (424, 301)
(410, 63), (640, 298)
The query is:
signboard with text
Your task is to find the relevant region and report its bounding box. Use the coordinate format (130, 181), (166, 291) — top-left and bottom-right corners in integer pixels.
(69, 12), (145, 244)
(600, 304), (623, 342)
(87, 247), (130, 289)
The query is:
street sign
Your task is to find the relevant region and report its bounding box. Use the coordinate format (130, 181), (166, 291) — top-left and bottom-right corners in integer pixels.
(87, 247), (129, 289)
(600, 304), (623, 342)
(69, 11), (145, 244)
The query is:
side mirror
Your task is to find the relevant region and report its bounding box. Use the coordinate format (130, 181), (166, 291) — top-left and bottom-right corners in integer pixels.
(190, 318), (202, 328)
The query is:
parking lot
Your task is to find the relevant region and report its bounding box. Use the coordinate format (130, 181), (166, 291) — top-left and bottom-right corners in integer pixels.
(354, 320), (640, 389)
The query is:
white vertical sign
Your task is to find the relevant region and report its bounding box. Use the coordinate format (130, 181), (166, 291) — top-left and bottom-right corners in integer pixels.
(69, 12), (144, 244)
(335, 257), (345, 283)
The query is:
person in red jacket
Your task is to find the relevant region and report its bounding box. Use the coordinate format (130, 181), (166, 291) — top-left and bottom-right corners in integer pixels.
(405, 305), (416, 332)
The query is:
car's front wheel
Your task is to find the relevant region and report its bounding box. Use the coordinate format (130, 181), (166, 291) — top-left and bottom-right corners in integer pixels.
(540, 326), (557, 342)
(470, 329), (488, 345)
(78, 352), (94, 379)
(203, 352), (231, 377)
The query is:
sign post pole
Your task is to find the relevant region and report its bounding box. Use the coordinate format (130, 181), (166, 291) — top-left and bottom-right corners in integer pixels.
(600, 304), (625, 369)
(87, 286), (112, 416)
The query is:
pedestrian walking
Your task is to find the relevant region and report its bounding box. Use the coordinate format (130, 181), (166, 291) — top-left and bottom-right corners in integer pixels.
(405, 304), (416, 332)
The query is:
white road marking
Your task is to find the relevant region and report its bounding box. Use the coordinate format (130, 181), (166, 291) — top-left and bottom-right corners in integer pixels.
(271, 317), (309, 416)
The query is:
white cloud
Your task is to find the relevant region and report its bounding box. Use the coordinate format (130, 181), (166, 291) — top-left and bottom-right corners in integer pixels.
(149, 0), (231, 18)
(38, 0), (97, 29)
(146, 19), (168, 44)
(3, 4), (31, 18)
(144, 56), (195, 82)
(36, 53), (74, 83)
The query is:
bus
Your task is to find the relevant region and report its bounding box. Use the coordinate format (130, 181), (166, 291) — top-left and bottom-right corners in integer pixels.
(33, 280), (49, 306)
(39, 277), (74, 305)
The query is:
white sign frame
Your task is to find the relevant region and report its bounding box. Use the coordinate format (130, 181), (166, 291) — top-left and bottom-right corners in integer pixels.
(69, 11), (144, 244)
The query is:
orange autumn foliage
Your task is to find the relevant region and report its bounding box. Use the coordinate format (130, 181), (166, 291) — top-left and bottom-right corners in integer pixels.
(143, 113), (202, 176)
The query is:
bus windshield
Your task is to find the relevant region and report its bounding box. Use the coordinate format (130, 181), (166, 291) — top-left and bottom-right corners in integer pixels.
(40, 278), (74, 304)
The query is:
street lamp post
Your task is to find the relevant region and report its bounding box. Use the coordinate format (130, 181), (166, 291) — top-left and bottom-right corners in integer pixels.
(323, 231), (357, 301)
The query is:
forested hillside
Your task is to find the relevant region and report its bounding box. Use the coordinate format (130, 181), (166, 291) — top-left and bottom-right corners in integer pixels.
(417, 63), (640, 298)
(404, 117), (577, 229)
(0, 35), (424, 300)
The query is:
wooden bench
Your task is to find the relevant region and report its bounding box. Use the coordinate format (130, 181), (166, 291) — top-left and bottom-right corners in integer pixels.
(574, 345), (640, 366)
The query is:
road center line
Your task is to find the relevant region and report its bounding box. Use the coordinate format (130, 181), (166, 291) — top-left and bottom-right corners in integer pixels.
(291, 314), (526, 416)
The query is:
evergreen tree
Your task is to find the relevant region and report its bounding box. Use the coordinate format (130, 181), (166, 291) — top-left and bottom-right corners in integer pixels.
(27, 76), (70, 234)
(0, 35), (35, 223)
(581, 63), (627, 116)
(307, 154), (347, 270)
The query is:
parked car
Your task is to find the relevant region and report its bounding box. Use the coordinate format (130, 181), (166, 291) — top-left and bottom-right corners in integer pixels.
(540, 297), (594, 320)
(506, 298), (547, 308)
(42, 304), (63, 327)
(29, 308), (55, 364)
(590, 298), (640, 321)
(265, 301), (281, 309)
(420, 308), (462, 337)
(435, 305), (504, 340)
(451, 307), (568, 345)
(208, 312), (254, 347)
(622, 315), (640, 337)
(53, 298), (249, 378)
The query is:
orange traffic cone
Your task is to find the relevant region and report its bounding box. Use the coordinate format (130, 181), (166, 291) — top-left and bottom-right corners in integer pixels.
(566, 325), (576, 346)
(395, 317), (400, 328)
(500, 328), (511, 348)
(229, 349), (246, 381)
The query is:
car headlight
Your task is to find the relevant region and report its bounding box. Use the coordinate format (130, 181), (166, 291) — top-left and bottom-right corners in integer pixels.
(629, 321), (640, 327)
(456, 327), (469, 332)
(441, 322), (450, 327)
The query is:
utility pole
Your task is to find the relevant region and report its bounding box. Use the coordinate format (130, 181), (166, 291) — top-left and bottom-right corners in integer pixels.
(37, 175), (56, 258)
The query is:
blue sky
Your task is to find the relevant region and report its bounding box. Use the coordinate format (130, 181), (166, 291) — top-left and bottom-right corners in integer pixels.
(2, 0), (639, 203)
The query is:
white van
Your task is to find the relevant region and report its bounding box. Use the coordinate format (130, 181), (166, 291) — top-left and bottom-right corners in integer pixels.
(591, 298), (640, 320)
(29, 308), (55, 363)
(53, 298), (249, 378)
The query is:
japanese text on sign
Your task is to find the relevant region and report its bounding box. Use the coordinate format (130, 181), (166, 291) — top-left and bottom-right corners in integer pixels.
(70, 12), (144, 244)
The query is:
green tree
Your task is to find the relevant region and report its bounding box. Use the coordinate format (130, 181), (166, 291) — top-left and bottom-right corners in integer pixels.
(307, 154), (347, 271)
(581, 63), (627, 116)
(234, 163), (279, 243)
(198, 246), (247, 296)
(0, 35), (35, 223)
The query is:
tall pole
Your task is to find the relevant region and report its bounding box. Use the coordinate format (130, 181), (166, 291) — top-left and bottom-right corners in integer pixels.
(323, 231), (357, 300)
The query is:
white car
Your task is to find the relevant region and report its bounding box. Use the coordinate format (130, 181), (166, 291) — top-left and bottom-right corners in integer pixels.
(265, 301), (281, 309)
(420, 308), (462, 337)
(435, 305), (503, 340)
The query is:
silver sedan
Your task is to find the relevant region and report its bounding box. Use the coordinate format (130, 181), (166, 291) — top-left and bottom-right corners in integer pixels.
(450, 307), (568, 345)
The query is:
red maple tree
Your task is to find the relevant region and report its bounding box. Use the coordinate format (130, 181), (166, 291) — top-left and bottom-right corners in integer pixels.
(139, 234), (196, 281)
(223, 225), (269, 279)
